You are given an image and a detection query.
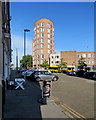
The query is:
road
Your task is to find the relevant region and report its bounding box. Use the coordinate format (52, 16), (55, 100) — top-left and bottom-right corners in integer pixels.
(51, 73), (95, 118)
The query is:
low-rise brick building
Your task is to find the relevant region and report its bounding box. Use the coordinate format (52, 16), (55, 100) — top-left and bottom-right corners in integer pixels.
(61, 51), (96, 70)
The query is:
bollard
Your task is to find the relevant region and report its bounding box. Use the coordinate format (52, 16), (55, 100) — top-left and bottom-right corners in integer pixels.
(39, 79), (52, 105)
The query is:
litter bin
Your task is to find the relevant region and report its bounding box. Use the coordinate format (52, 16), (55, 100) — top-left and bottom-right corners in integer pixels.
(39, 79), (52, 105)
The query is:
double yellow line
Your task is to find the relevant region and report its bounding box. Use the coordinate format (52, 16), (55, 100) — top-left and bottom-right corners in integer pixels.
(51, 96), (86, 119)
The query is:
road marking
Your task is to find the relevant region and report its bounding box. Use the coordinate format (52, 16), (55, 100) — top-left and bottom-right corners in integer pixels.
(62, 103), (86, 119)
(51, 95), (86, 119)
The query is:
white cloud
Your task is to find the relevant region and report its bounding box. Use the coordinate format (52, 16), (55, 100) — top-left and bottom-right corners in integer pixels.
(11, 34), (32, 67)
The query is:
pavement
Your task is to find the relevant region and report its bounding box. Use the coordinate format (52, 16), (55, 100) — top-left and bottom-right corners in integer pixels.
(3, 70), (68, 119)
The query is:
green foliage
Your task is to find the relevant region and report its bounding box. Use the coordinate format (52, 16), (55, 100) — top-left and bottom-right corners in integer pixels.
(40, 60), (49, 69)
(78, 56), (87, 70)
(20, 55), (33, 68)
(59, 59), (67, 68)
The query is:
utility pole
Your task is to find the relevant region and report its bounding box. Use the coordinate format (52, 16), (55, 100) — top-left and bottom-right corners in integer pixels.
(16, 48), (18, 70)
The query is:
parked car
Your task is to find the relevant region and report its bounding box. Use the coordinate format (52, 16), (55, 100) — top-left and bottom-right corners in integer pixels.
(76, 70), (86, 77)
(18, 68), (25, 73)
(26, 69), (35, 77)
(93, 72), (96, 80)
(29, 70), (59, 81)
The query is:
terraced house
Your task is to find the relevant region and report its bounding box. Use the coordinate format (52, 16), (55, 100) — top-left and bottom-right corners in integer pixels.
(0, 0), (11, 110)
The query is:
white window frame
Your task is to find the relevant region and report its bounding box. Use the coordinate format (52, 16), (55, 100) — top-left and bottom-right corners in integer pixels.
(41, 49), (44, 53)
(41, 43), (44, 48)
(47, 44), (50, 48)
(41, 33), (44, 37)
(87, 53), (91, 58)
(82, 54), (86, 58)
(41, 38), (44, 43)
(41, 28), (44, 32)
(37, 23), (39, 28)
(40, 22), (44, 26)
(47, 34), (50, 38)
(37, 34), (39, 38)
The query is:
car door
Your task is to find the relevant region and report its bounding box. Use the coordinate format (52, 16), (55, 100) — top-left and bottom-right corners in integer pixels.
(44, 71), (52, 80)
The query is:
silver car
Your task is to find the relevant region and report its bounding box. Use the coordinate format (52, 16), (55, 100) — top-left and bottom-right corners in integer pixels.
(30, 70), (59, 81)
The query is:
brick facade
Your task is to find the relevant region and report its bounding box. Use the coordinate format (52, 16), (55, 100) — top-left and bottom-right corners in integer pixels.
(32, 18), (54, 68)
(61, 51), (96, 70)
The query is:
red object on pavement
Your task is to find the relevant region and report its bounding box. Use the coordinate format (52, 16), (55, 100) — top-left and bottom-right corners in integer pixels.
(26, 67), (30, 70)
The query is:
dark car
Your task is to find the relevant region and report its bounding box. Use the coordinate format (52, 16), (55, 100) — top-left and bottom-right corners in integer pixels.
(84, 71), (95, 79)
(76, 70), (86, 77)
(29, 70), (59, 81)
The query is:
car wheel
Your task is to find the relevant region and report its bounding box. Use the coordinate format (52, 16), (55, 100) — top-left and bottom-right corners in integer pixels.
(53, 77), (57, 81)
(36, 77), (40, 82)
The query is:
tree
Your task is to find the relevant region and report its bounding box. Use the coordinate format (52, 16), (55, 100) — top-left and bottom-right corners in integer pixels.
(59, 58), (67, 68)
(78, 56), (87, 70)
(20, 55), (33, 68)
(40, 60), (49, 69)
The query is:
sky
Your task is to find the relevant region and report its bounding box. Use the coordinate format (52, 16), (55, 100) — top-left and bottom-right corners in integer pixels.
(10, 2), (94, 67)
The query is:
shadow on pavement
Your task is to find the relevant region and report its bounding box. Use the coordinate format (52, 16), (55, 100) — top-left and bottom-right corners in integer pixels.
(3, 70), (43, 119)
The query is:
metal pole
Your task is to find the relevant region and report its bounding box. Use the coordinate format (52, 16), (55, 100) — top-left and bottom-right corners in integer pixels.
(24, 31), (26, 80)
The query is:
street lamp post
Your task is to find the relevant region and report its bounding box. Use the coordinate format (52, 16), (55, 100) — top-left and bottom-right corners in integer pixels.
(24, 29), (30, 80)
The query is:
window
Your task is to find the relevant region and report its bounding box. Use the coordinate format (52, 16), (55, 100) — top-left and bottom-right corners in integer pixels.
(37, 50), (39, 54)
(57, 56), (59, 58)
(51, 45), (52, 49)
(37, 45), (39, 48)
(82, 54), (86, 58)
(40, 22), (44, 26)
(51, 40), (52, 43)
(77, 54), (81, 58)
(41, 43), (44, 48)
(52, 61), (53, 63)
(51, 25), (52, 28)
(37, 39), (39, 43)
(47, 55), (49, 58)
(41, 49), (44, 53)
(41, 54), (44, 58)
(51, 50), (52, 54)
(87, 53), (91, 58)
(37, 28), (39, 33)
(47, 39), (50, 43)
(34, 45), (36, 49)
(35, 36), (36, 40)
(47, 34), (50, 38)
(92, 61), (95, 64)
(88, 60), (91, 64)
(37, 23), (39, 28)
(34, 31), (36, 34)
(47, 49), (50, 53)
(37, 55), (39, 58)
(47, 28), (50, 33)
(47, 44), (50, 48)
(41, 60), (44, 64)
(41, 38), (44, 43)
(37, 60), (39, 64)
(92, 53), (95, 58)
(37, 34), (39, 38)
(41, 33), (44, 37)
(52, 56), (53, 59)
(47, 23), (50, 27)
(51, 35), (52, 39)
(51, 30), (52, 33)
(41, 28), (44, 32)
(35, 40), (36, 44)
